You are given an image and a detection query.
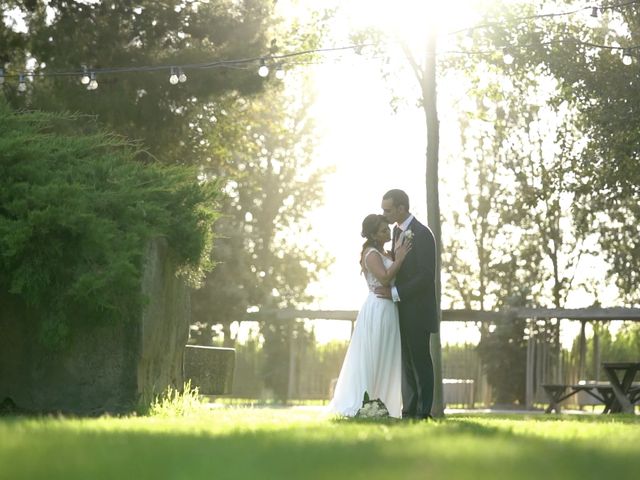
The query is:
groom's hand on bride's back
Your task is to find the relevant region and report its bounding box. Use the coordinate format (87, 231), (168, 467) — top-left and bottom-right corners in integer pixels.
(375, 286), (392, 299)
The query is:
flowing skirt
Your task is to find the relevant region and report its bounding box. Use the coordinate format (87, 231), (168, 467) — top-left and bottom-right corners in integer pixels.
(327, 293), (402, 418)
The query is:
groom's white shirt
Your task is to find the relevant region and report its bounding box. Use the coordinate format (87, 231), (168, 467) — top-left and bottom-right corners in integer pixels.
(391, 214), (414, 302)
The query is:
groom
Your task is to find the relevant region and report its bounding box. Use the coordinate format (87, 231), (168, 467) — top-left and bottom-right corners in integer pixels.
(375, 189), (439, 420)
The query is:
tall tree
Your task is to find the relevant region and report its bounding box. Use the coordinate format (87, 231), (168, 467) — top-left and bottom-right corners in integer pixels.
(399, 31), (445, 417)
(440, 48), (603, 400)
(190, 82), (331, 352)
(468, 0), (640, 302)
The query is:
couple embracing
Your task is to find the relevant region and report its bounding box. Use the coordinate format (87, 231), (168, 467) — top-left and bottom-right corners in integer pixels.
(328, 189), (439, 420)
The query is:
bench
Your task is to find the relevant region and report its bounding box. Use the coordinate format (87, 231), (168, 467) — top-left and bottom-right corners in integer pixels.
(624, 384), (640, 407)
(542, 383), (615, 413)
(602, 362), (640, 413)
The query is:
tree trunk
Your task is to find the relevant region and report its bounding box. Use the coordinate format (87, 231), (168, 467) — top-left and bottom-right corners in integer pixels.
(578, 320), (587, 380)
(222, 322), (234, 347)
(422, 30), (444, 418)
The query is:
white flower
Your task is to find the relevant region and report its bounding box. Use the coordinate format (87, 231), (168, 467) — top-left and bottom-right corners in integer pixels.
(356, 393), (389, 418)
(404, 230), (414, 241)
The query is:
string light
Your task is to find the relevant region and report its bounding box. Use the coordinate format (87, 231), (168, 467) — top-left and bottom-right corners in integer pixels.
(80, 66), (90, 85)
(17, 74), (26, 92)
(448, 0), (640, 36)
(169, 67), (179, 84)
(2, 38), (638, 93)
(87, 72), (98, 90)
(258, 59), (269, 77)
(0, 43), (374, 90)
(444, 37), (640, 62)
(2, 1), (640, 92)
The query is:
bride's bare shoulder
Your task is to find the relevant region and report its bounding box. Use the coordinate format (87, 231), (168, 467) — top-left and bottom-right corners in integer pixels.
(362, 247), (384, 263)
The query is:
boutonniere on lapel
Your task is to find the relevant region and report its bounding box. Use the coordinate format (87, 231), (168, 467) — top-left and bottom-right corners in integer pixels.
(403, 229), (414, 241)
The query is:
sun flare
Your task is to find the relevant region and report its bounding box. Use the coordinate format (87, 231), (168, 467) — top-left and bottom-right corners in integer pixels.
(344, 0), (485, 52)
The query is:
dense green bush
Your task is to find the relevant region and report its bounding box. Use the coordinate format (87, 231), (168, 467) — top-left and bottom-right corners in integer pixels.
(0, 102), (218, 348)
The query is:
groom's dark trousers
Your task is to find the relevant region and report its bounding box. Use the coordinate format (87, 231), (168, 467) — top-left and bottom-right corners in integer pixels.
(393, 218), (439, 419)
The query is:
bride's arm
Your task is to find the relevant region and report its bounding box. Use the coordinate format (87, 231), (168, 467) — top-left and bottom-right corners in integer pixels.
(364, 244), (411, 286)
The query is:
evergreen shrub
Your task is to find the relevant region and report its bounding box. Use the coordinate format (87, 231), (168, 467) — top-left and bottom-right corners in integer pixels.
(0, 102), (218, 348)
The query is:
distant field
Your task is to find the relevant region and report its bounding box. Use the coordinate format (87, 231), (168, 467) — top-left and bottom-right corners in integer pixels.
(1, 408), (638, 480)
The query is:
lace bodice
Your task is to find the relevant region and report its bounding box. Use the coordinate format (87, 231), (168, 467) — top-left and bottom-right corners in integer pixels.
(363, 248), (394, 292)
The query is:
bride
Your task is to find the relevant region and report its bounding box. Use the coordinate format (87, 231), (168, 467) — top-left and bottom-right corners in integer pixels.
(327, 214), (411, 418)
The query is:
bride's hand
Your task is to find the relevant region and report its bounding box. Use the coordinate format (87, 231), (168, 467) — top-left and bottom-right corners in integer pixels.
(395, 238), (412, 262)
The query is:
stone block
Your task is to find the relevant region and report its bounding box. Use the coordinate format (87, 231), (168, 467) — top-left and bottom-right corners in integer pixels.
(183, 345), (235, 395)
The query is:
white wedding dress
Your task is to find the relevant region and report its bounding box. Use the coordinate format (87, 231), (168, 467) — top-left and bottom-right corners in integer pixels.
(327, 248), (402, 418)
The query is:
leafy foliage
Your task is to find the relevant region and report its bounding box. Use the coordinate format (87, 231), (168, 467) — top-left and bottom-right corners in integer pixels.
(2, 1), (334, 381)
(1, 0), (274, 159)
(185, 64), (332, 400)
(463, 0), (640, 300)
(439, 0), (640, 402)
(476, 316), (528, 405)
(440, 67), (574, 402)
(191, 85), (332, 349)
(0, 102), (218, 348)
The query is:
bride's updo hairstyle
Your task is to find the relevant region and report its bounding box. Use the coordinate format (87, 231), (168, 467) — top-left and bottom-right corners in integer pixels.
(360, 214), (388, 270)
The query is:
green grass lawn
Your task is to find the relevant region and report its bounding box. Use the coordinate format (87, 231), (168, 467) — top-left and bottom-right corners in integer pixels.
(1, 408), (638, 480)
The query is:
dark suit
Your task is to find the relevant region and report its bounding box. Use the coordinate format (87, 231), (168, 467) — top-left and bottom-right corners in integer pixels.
(392, 217), (439, 418)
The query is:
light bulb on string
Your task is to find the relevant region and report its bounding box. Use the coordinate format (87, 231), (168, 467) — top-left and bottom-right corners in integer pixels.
(80, 66), (90, 85)
(87, 72), (98, 90)
(18, 74), (27, 92)
(258, 59), (269, 77)
(169, 67), (179, 85)
(6, 30), (640, 92)
(591, 6), (599, 18)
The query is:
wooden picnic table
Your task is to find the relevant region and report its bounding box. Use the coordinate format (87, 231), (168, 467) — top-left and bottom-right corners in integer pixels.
(542, 383), (614, 414)
(542, 361), (640, 414)
(602, 362), (640, 414)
